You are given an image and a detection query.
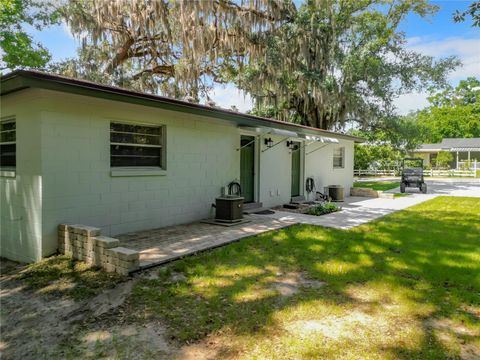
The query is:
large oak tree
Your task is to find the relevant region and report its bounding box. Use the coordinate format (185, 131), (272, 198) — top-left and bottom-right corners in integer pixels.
(55, 0), (459, 130)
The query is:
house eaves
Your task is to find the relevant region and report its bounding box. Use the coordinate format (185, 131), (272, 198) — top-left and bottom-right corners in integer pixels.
(1, 70), (364, 143)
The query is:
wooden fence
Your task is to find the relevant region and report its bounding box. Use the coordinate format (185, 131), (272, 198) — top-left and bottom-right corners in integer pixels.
(354, 169), (397, 176)
(354, 169), (477, 177)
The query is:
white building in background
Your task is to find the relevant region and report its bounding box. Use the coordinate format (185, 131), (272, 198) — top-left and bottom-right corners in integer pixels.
(414, 138), (480, 169)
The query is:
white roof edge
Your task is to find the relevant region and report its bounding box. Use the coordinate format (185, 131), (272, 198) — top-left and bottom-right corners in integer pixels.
(414, 148), (442, 152)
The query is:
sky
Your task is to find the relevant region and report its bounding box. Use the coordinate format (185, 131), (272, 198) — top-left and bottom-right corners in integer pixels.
(28, 0), (480, 115)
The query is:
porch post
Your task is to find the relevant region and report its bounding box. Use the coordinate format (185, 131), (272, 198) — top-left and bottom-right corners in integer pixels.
(468, 151), (471, 165)
(456, 151), (459, 169)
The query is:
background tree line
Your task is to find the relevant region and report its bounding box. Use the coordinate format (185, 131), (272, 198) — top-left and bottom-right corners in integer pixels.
(352, 77), (480, 170)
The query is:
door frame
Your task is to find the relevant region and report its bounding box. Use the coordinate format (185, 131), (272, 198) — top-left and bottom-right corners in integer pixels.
(239, 131), (260, 203)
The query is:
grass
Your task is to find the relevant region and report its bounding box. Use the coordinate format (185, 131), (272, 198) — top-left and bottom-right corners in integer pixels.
(394, 193), (412, 198)
(353, 181), (400, 191)
(127, 196), (480, 359)
(18, 255), (124, 301)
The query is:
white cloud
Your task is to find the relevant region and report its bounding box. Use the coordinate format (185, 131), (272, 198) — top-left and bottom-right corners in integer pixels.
(393, 92), (430, 115)
(212, 36), (480, 116)
(210, 84), (253, 113)
(406, 36), (480, 81)
(393, 35), (480, 114)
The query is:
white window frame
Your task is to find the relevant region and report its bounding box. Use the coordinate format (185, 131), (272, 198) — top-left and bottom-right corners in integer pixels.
(0, 116), (16, 173)
(110, 121), (166, 172)
(333, 146), (345, 169)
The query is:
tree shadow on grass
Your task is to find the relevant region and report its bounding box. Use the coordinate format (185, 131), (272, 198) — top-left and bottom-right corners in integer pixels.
(126, 197), (480, 358)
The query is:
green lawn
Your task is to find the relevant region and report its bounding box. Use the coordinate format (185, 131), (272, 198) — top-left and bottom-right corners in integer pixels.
(354, 180), (400, 191)
(394, 192), (412, 198)
(126, 196), (480, 359)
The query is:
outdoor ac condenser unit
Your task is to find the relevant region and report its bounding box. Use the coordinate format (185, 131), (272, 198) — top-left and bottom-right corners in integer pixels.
(327, 185), (345, 202)
(215, 196), (244, 223)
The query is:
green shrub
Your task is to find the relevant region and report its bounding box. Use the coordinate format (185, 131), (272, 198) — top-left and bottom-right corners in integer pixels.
(436, 151), (453, 169)
(305, 202), (341, 216)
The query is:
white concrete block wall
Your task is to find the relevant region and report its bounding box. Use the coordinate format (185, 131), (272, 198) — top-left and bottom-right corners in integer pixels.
(304, 139), (354, 199)
(35, 90), (240, 256)
(1, 88), (356, 262)
(1, 90), (44, 262)
(258, 135), (295, 208)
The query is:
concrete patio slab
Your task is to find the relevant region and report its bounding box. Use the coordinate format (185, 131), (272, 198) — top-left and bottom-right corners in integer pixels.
(117, 180), (480, 270)
(117, 217), (296, 269)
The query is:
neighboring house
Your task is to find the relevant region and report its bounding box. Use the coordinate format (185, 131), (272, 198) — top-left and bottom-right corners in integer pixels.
(414, 138), (480, 169)
(0, 70), (363, 263)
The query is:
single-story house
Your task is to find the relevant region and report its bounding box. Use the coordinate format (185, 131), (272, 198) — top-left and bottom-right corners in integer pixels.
(414, 138), (480, 169)
(1, 70), (363, 263)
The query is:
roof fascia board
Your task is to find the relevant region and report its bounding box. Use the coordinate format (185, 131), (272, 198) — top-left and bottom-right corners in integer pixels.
(0, 75), (29, 95)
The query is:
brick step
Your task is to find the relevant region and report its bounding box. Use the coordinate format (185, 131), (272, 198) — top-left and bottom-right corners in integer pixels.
(290, 195), (307, 204)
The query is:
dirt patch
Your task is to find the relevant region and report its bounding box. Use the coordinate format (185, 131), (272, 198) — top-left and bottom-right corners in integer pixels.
(426, 318), (480, 360)
(0, 272), (83, 359)
(0, 260), (135, 359)
(285, 310), (389, 341)
(70, 321), (173, 359)
(175, 341), (219, 360)
(271, 272), (326, 297)
(0, 261), (220, 359)
(426, 318), (479, 338)
(88, 279), (136, 317)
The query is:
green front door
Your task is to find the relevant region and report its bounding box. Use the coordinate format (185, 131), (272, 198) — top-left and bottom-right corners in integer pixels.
(291, 143), (301, 197)
(240, 136), (255, 203)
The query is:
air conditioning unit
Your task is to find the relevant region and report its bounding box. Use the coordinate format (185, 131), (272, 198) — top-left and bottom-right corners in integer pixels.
(327, 185), (344, 202)
(215, 196), (244, 223)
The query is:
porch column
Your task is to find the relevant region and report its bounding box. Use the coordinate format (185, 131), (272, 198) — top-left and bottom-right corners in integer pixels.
(468, 151), (471, 164)
(456, 151), (459, 169)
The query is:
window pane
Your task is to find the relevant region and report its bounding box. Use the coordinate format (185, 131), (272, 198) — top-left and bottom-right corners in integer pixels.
(111, 145), (160, 157)
(0, 121), (16, 132)
(110, 132), (160, 145)
(110, 145), (161, 167)
(333, 147), (344, 168)
(110, 123), (161, 135)
(0, 130), (16, 143)
(0, 144), (16, 167)
(110, 122), (164, 167)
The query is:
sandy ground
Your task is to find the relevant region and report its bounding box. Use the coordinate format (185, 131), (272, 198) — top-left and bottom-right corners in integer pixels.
(0, 262), (201, 359)
(0, 265), (329, 359)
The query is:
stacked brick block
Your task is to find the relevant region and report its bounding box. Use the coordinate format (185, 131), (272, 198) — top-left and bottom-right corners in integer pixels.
(350, 187), (379, 198)
(58, 224), (140, 275)
(350, 187), (394, 199)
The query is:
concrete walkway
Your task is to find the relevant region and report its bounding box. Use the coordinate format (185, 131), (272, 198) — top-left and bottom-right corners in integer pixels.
(118, 179), (480, 269)
(261, 179), (480, 229)
(255, 195), (435, 229)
